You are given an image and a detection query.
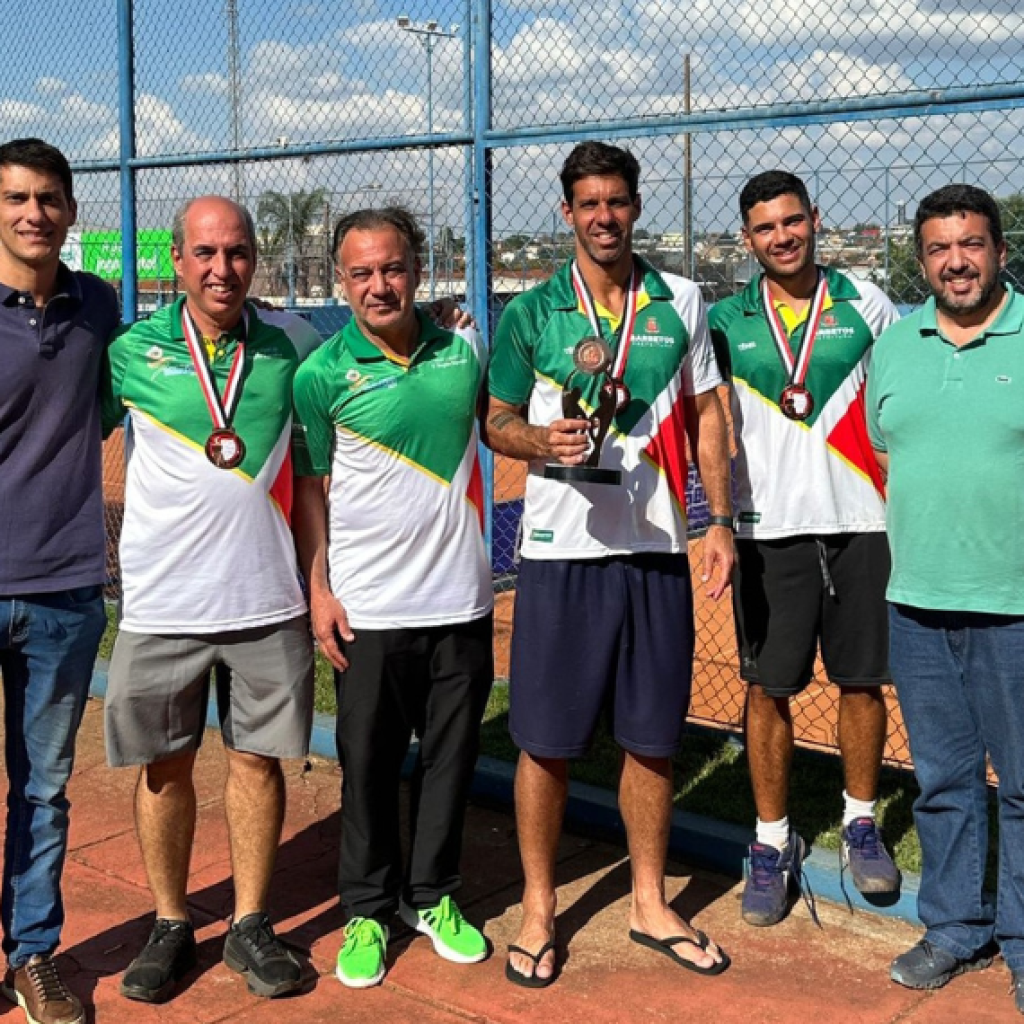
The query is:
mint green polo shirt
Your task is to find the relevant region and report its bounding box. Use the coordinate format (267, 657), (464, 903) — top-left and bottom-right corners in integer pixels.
(867, 285), (1024, 613)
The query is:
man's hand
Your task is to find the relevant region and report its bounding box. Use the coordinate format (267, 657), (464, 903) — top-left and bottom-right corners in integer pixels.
(701, 524), (735, 600)
(310, 586), (355, 671)
(426, 297), (475, 330)
(547, 417), (592, 465)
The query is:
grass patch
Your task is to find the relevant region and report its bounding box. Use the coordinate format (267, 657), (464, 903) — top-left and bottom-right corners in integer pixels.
(481, 684), (1002, 885)
(95, 613), (999, 884)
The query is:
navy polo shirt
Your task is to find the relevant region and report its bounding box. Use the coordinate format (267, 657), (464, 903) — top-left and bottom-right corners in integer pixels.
(0, 264), (121, 595)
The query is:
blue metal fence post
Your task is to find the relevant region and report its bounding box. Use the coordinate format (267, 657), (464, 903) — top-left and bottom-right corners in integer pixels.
(117, 0), (138, 323)
(472, 0), (494, 560)
(462, 0), (474, 307)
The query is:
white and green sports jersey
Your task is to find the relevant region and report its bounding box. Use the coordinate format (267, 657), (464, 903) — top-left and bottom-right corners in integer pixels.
(710, 267), (899, 540)
(292, 312), (492, 630)
(103, 298), (322, 634)
(488, 258), (722, 560)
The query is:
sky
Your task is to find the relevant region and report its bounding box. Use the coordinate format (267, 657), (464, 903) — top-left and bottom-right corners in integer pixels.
(3, 0), (1023, 240)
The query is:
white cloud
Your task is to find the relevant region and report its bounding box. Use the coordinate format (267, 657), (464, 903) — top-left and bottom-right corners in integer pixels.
(36, 77), (68, 95)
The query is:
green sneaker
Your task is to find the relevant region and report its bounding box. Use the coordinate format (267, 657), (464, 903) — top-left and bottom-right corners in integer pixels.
(336, 918), (388, 988)
(399, 896), (488, 964)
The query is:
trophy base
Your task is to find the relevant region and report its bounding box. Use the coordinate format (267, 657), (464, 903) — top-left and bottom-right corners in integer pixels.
(544, 464), (622, 486)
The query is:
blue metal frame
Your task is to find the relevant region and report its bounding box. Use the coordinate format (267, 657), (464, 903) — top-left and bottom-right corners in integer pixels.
(117, 0), (137, 323)
(76, 1), (1024, 566)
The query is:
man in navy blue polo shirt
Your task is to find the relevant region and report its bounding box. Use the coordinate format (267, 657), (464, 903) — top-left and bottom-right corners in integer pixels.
(0, 138), (120, 1024)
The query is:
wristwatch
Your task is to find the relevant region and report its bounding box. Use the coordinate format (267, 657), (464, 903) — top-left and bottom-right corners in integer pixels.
(707, 514), (735, 531)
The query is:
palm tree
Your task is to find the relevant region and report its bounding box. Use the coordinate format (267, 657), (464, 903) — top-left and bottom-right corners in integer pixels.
(256, 188), (328, 301)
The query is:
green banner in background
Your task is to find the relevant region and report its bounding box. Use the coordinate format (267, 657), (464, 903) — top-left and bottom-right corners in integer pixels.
(81, 230), (175, 281)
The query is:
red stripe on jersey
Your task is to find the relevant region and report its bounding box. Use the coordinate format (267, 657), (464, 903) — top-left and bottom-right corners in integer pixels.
(825, 381), (886, 498)
(466, 450), (484, 531)
(269, 445), (294, 524)
(642, 395), (689, 512)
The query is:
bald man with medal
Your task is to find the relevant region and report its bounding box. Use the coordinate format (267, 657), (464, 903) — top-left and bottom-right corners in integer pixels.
(709, 171), (902, 929)
(101, 196), (324, 1005)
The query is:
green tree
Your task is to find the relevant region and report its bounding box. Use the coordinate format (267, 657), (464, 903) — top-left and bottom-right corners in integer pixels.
(256, 188), (328, 299)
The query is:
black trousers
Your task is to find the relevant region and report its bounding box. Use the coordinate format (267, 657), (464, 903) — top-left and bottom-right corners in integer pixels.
(335, 614), (493, 922)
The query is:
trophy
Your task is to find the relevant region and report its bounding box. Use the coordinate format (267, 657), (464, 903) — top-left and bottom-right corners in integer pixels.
(544, 337), (624, 486)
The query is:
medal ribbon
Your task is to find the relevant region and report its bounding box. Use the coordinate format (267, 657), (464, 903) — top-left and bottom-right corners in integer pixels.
(181, 305), (249, 431)
(762, 271), (828, 387)
(571, 258), (640, 380)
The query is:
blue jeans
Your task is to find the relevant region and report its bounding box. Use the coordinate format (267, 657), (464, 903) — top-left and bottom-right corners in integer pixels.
(0, 587), (105, 967)
(889, 603), (1024, 971)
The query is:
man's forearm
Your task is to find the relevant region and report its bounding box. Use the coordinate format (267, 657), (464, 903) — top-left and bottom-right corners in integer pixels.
(485, 406), (551, 461)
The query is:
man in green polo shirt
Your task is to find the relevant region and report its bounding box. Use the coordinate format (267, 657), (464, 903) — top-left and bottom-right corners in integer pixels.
(868, 183), (1024, 1015)
(292, 207), (493, 990)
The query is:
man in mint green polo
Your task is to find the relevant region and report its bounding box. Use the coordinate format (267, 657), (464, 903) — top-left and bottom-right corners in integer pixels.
(292, 207), (493, 990)
(868, 183), (1024, 1015)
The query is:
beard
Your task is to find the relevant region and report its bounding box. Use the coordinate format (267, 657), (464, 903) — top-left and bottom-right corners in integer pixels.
(933, 270), (1001, 317)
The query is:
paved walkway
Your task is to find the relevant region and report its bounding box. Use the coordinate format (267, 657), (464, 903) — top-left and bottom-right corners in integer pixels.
(18, 702), (1019, 1023)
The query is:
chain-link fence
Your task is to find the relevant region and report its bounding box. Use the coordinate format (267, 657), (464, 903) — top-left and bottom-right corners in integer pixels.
(12, 0), (1024, 768)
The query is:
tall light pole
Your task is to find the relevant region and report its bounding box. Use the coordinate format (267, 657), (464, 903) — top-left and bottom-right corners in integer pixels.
(226, 0), (243, 203)
(397, 15), (458, 300)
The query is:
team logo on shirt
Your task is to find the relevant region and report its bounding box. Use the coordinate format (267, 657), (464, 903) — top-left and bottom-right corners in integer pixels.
(345, 367), (370, 391)
(645, 316), (659, 333)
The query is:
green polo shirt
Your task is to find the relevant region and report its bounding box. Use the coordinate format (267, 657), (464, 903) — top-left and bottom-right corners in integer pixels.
(291, 311), (491, 629)
(868, 285), (1024, 613)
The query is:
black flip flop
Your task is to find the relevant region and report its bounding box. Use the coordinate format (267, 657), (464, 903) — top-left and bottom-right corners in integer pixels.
(628, 928), (731, 975)
(505, 941), (558, 988)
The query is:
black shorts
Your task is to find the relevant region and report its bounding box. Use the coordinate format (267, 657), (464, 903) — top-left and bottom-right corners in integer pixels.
(508, 553), (695, 759)
(733, 532), (890, 698)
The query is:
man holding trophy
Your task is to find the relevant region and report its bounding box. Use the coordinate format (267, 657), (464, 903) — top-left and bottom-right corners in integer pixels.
(486, 141), (734, 987)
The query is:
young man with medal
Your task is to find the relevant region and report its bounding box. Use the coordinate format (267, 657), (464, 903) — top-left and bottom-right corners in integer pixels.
(486, 141), (734, 986)
(101, 195), (322, 1004)
(0, 138), (120, 1024)
(869, 185), (1024, 1013)
(292, 207), (493, 990)
(709, 170), (901, 927)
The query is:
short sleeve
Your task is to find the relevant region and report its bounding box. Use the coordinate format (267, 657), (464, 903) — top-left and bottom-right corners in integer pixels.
(292, 349), (337, 477)
(487, 299), (536, 405)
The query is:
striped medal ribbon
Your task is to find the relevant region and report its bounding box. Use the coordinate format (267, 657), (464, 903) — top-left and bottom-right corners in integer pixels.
(571, 258), (640, 411)
(762, 271), (828, 422)
(182, 305), (250, 469)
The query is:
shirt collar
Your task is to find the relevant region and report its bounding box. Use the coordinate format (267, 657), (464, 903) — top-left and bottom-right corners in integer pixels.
(170, 294), (252, 342)
(344, 308), (444, 363)
(548, 255), (672, 312)
(0, 261), (83, 307)
(739, 264), (860, 315)
(918, 285), (1024, 342)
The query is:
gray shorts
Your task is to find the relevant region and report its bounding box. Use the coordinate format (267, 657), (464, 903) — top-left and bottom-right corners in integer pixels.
(105, 615), (314, 767)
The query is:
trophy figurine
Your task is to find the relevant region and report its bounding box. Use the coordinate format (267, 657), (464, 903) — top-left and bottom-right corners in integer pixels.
(544, 337), (624, 486)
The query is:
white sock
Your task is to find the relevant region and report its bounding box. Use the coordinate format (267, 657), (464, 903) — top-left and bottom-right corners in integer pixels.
(755, 816), (790, 851)
(843, 791), (877, 827)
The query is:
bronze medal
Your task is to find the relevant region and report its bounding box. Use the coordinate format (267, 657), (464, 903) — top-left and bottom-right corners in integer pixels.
(573, 336), (613, 376)
(779, 384), (814, 422)
(205, 428), (246, 469)
(602, 378), (632, 412)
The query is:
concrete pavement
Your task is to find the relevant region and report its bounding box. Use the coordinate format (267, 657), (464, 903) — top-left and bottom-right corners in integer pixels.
(16, 701), (1020, 1023)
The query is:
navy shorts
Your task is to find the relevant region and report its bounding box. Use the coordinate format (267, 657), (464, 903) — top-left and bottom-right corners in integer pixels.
(733, 532), (891, 697)
(508, 553), (695, 759)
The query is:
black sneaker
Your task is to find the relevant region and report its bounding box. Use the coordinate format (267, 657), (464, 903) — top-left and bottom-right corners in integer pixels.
(222, 912), (302, 998)
(120, 919), (197, 1003)
(890, 938), (996, 990)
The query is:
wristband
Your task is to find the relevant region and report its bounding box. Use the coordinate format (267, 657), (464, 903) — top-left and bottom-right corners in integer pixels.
(707, 515), (735, 531)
